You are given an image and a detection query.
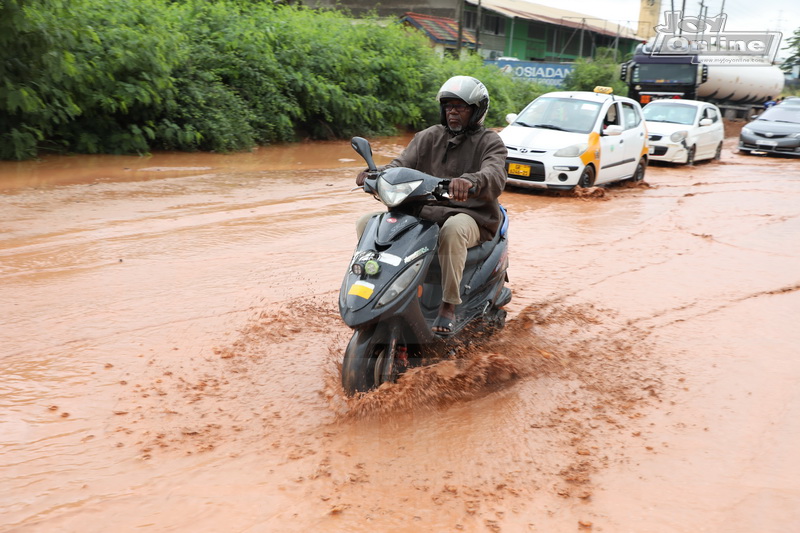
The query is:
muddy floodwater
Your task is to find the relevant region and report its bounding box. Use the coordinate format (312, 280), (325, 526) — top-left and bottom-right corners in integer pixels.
(1, 130), (799, 533)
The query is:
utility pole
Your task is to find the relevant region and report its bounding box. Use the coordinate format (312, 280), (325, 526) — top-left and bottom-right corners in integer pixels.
(475, 0), (482, 56)
(457, 0), (464, 56)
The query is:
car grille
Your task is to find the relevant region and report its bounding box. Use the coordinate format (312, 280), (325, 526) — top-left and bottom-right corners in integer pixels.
(741, 141), (798, 153)
(651, 146), (668, 155)
(506, 146), (546, 155)
(755, 132), (788, 139)
(506, 157), (545, 181)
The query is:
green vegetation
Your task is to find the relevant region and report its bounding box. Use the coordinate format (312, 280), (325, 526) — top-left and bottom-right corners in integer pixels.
(782, 28), (800, 78)
(562, 48), (629, 95)
(0, 0), (544, 160)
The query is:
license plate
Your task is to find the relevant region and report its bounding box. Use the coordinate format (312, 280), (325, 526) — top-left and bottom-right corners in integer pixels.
(508, 163), (531, 177)
(757, 140), (777, 147)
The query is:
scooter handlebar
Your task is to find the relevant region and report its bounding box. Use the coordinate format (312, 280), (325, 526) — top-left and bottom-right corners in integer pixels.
(350, 138), (475, 200)
(440, 179), (477, 198)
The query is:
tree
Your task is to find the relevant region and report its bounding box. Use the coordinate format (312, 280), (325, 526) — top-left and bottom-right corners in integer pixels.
(782, 28), (800, 77)
(562, 47), (628, 95)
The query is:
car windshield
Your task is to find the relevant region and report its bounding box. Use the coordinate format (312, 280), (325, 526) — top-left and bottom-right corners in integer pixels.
(756, 107), (800, 124)
(513, 97), (602, 134)
(643, 103), (698, 125)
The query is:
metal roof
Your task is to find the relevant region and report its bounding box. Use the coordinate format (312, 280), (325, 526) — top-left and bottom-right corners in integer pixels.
(467, 0), (639, 40)
(401, 12), (478, 47)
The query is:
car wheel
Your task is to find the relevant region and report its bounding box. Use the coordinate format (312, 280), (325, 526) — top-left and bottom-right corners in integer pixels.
(713, 142), (723, 160)
(685, 145), (696, 165)
(578, 165), (596, 188)
(632, 158), (646, 182)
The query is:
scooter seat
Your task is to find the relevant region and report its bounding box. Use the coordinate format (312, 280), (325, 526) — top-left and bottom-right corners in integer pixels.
(464, 204), (507, 266)
(430, 204), (507, 271)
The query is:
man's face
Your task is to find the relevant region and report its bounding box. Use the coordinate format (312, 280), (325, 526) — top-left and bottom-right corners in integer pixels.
(442, 98), (473, 132)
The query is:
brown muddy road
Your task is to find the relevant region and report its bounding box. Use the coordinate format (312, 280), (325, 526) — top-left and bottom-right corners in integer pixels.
(1, 131), (799, 533)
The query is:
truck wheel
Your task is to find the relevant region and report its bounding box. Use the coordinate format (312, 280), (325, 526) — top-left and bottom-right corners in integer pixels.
(578, 165), (595, 188)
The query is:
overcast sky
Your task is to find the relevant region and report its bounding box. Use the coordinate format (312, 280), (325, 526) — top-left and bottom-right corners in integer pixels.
(521, 0), (800, 57)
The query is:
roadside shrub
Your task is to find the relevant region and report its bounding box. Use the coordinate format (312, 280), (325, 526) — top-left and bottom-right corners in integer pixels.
(562, 47), (628, 95)
(0, 0), (556, 159)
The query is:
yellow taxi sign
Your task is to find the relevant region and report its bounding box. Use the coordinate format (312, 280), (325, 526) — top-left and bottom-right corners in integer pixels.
(593, 86), (614, 94)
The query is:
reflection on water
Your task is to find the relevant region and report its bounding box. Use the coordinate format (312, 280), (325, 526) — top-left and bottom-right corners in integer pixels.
(0, 135), (411, 192)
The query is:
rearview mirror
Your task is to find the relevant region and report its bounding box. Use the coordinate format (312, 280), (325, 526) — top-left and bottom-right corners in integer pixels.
(350, 137), (377, 172)
(506, 113), (518, 124)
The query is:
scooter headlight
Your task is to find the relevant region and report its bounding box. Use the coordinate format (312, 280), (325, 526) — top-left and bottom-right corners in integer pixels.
(376, 258), (424, 308)
(377, 176), (423, 208)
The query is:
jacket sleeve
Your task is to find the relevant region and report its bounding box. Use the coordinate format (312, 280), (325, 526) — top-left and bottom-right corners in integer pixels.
(460, 131), (507, 201)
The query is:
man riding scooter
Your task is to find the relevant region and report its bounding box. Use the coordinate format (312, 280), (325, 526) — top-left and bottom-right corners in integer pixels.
(355, 75), (508, 335)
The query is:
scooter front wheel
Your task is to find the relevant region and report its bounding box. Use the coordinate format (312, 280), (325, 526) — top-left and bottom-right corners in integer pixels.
(341, 326), (382, 396)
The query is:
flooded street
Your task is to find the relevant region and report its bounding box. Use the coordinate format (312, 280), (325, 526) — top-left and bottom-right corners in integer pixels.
(1, 131), (799, 532)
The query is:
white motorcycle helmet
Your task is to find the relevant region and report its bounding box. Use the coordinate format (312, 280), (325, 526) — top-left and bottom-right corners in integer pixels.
(436, 76), (490, 132)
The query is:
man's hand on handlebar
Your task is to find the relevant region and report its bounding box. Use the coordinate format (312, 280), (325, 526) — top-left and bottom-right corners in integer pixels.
(449, 177), (473, 202)
(356, 169), (380, 187)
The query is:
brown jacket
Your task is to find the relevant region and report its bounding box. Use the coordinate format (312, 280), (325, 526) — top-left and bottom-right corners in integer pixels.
(381, 125), (508, 242)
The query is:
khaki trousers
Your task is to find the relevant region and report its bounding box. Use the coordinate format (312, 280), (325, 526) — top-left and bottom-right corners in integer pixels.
(356, 212), (480, 305)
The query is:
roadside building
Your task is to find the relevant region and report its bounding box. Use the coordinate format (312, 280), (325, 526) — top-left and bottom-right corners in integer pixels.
(304, 0), (641, 62)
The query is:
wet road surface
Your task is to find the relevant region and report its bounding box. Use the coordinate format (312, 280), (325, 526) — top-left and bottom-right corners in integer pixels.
(1, 132), (799, 532)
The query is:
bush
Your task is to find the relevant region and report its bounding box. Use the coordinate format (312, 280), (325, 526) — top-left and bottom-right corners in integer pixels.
(0, 0), (552, 159)
(562, 47), (628, 95)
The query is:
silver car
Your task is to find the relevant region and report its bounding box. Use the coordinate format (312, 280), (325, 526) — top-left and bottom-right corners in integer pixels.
(739, 106), (800, 156)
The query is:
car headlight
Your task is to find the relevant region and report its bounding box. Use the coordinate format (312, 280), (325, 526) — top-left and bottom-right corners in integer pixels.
(741, 127), (753, 135)
(376, 176), (422, 208)
(791, 132), (800, 139)
(554, 143), (588, 157)
(376, 258), (424, 308)
(670, 131), (688, 143)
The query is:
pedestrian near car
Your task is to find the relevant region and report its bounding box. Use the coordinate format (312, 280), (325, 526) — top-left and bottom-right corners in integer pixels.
(355, 76), (508, 335)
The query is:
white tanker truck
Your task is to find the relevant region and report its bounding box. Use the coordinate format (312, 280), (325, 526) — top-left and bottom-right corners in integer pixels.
(620, 45), (785, 119)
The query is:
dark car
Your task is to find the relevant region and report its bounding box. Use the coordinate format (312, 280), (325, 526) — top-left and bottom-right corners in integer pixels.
(738, 106), (800, 156)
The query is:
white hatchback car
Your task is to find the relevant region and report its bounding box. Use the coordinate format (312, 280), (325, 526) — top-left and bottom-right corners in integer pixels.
(499, 87), (649, 190)
(642, 99), (725, 164)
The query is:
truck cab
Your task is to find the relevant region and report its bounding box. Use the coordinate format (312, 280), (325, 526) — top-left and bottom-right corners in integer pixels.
(620, 51), (706, 105)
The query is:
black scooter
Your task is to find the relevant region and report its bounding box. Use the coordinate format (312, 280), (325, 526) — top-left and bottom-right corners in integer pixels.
(339, 137), (511, 395)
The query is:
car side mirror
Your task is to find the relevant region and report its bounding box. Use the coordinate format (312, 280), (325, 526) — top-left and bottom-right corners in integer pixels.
(699, 118), (712, 126)
(506, 113), (518, 124)
(603, 125), (623, 136)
